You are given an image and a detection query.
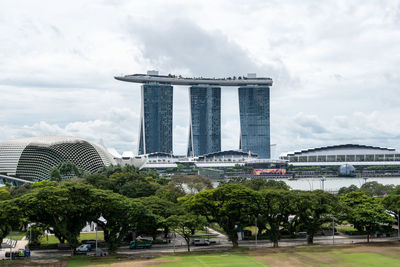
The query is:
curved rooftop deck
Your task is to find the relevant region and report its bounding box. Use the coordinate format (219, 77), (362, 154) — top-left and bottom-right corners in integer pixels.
(114, 73), (273, 86)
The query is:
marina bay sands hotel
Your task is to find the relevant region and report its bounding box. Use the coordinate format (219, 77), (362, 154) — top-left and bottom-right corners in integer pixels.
(115, 71), (272, 158)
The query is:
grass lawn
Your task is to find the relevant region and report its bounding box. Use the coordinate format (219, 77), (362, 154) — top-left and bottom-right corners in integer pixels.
(336, 225), (358, 232)
(62, 243), (400, 266)
(6, 242), (400, 266)
(159, 254), (265, 267)
(5, 231), (26, 240)
(65, 255), (121, 267)
(39, 232), (105, 245)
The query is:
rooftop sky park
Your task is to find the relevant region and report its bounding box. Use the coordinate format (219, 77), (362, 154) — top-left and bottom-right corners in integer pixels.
(115, 71), (273, 159)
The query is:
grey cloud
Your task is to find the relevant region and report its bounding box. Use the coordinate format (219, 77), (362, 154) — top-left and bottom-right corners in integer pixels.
(128, 18), (290, 79)
(295, 113), (328, 134)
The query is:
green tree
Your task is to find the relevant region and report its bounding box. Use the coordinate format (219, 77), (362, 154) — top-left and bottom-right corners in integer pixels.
(188, 184), (259, 248)
(0, 188), (10, 200)
(17, 181), (99, 249)
(108, 172), (160, 198)
(155, 181), (186, 203)
(167, 213), (207, 252)
(383, 194), (400, 223)
(140, 196), (178, 239)
(338, 184), (359, 195)
(257, 189), (292, 247)
(293, 190), (337, 244)
(26, 225), (45, 247)
(84, 173), (111, 190)
(340, 191), (394, 242)
(218, 177), (290, 191)
(0, 199), (24, 245)
(170, 174), (213, 194)
(246, 178), (290, 191)
(360, 181), (394, 197)
(92, 190), (154, 252)
(8, 183), (32, 199)
(49, 161), (86, 181)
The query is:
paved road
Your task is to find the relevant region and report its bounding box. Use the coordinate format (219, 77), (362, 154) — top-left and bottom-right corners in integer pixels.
(2, 235), (399, 260)
(116, 236), (400, 255)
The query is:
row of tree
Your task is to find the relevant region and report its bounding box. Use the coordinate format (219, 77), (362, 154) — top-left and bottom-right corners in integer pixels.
(1, 166), (400, 252)
(189, 184), (395, 247)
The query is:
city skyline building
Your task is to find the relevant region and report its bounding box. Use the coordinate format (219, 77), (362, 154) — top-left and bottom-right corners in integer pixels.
(238, 85), (271, 158)
(115, 71), (273, 157)
(187, 85), (221, 157)
(138, 83), (173, 154)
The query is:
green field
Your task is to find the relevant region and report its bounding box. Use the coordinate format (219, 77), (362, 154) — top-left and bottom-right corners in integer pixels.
(39, 232), (104, 245)
(158, 254), (265, 267)
(5, 231), (26, 240)
(5, 243), (400, 266)
(155, 247), (400, 267)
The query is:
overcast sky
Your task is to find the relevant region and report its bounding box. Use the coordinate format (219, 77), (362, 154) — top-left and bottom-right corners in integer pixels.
(1, 0), (400, 157)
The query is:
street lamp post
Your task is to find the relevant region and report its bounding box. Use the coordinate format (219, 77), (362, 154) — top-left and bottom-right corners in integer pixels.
(332, 216), (335, 244)
(307, 180), (312, 191)
(321, 176), (326, 191)
(255, 216), (258, 248)
(95, 223), (98, 256)
(397, 209), (400, 240)
(173, 230), (176, 253)
(328, 215), (336, 245)
(9, 228), (12, 261)
(29, 225), (32, 248)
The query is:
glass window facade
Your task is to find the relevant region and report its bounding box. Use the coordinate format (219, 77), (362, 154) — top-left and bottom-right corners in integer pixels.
(138, 83), (173, 154)
(238, 86), (270, 158)
(187, 86), (221, 156)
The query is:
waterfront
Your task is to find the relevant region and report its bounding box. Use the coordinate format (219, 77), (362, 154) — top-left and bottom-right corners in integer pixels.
(283, 177), (400, 191)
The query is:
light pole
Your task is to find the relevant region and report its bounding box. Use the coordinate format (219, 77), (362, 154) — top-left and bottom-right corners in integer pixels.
(307, 180), (312, 191)
(397, 209), (400, 240)
(329, 215), (336, 244)
(332, 216), (335, 244)
(95, 223), (98, 256)
(9, 228), (12, 261)
(173, 230), (176, 253)
(29, 225), (32, 250)
(321, 176), (326, 191)
(255, 216), (258, 248)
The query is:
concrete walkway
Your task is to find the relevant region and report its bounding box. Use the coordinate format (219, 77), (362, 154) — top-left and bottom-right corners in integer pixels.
(0, 239), (29, 260)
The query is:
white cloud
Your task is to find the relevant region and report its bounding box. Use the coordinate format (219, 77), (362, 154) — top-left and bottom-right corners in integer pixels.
(0, 0), (399, 156)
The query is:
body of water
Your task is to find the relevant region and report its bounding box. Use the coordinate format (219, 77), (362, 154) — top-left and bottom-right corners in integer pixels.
(213, 177), (400, 192)
(283, 177), (400, 191)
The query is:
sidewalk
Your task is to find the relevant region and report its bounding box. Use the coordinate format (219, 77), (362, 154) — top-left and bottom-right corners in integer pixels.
(0, 239), (29, 260)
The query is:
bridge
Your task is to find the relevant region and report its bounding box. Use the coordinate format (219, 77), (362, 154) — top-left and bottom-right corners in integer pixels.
(0, 174), (33, 186)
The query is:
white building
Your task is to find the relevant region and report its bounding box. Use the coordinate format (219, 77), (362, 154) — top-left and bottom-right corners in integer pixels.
(280, 144), (400, 166)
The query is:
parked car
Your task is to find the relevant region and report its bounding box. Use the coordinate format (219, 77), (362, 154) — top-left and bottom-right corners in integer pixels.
(76, 244), (92, 254)
(193, 239), (210, 246)
(5, 249), (30, 259)
(130, 239), (152, 249)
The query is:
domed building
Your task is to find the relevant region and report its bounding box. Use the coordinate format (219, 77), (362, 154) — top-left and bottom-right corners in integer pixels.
(339, 164), (356, 177)
(0, 136), (116, 181)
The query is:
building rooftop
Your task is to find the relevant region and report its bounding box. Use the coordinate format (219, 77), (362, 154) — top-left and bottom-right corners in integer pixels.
(115, 71), (273, 86)
(280, 144), (396, 158)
